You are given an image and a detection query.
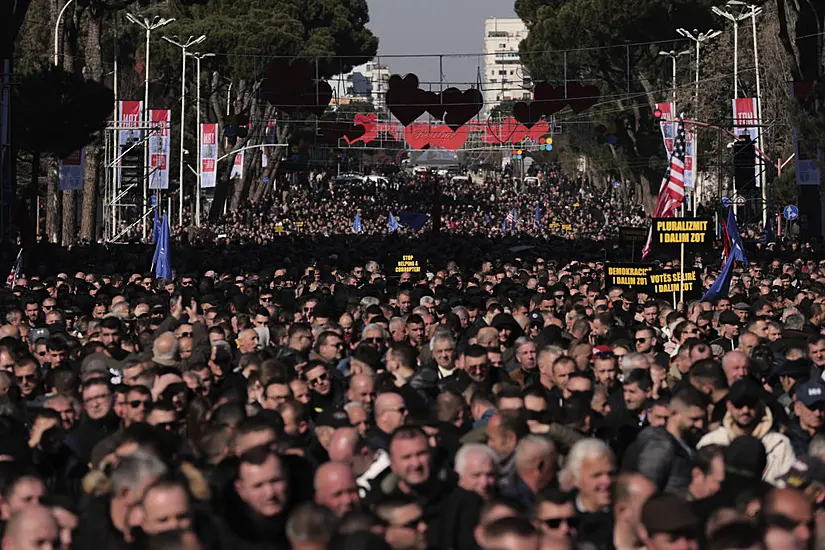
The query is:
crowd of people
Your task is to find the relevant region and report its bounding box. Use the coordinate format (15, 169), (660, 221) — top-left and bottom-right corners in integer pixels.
(0, 230), (824, 550)
(196, 170), (647, 243)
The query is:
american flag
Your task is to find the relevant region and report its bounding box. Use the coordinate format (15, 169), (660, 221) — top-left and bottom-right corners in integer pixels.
(506, 210), (515, 224)
(5, 249), (22, 288)
(642, 117), (687, 258)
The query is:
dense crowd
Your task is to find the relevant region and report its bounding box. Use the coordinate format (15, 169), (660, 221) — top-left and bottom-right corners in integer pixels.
(195, 170), (647, 243)
(1, 227), (825, 550)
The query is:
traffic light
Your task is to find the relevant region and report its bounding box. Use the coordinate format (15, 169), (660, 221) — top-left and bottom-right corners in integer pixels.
(733, 135), (756, 192)
(653, 108), (663, 125)
(121, 137), (144, 186)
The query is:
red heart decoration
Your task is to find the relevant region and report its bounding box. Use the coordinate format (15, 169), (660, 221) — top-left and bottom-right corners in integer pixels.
(483, 119), (513, 144)
(404, 122), (432, 149)
(434, 125), (470, 149)
(352, 113), (378, 144)
(528, 120), (550, 141)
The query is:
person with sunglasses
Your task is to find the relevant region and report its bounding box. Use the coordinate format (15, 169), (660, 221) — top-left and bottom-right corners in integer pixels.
(532, 488), (578, 541)
(303, 360), (341, 415)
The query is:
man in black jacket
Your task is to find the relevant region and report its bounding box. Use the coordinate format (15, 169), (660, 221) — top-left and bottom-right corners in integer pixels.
(365, 426), (482, 550)
(622, 386), (709, 497)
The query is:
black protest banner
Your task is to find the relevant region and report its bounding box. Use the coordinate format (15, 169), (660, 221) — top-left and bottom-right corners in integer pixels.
(648, 269), (702, 300)
(651, 218), (713, 253)
(604, 263), (654, 293)
(386, 253), (424, 278)
(619, 226), (648, 243)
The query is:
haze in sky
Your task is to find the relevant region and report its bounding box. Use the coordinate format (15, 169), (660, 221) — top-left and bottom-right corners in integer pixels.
(366, 0), (517, 88)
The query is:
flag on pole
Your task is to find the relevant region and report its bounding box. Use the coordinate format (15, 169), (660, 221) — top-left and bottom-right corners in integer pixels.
(388, 212), (399, 233)
(153, 214), (172, 280)
(152, 208), (161, 244)
(353, 213), (363, 234)
(5, 249), (22, 288)
(702, 208), (748, 301)
(535, 204), (542, 227)
(501, 219), (507, 233)
(642, 117), (688, 259)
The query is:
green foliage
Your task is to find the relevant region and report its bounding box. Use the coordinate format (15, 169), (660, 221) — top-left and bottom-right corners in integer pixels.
(14, 66), (114, 156)
(159, 0), (378, 82)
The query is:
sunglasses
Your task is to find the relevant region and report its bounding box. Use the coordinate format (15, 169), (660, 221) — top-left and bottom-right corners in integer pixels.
(731, 399), (759, 409)
(634, 337), (649, 343)
(16, 375), (36, 383)
(129, 399), (149, 409)
(179, 332), (193, 338)
(307, 372), (329, 386)
(541, 517), (579, 530)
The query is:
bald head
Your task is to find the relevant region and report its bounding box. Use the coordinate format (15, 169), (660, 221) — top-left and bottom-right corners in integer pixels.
(348, 375), (376, 413)
(476, 327), (499, 348)
(238, 329), (259, 353)
(152, 332), (178, 363)
(328, 427), (360, 464)
(3, 506), (59, 550)
(313, 462), (360, 517)
(0, 325), (19, 340)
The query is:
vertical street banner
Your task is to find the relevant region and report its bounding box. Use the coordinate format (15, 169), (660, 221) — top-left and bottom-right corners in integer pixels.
(117, 100), (144, 187)
(58, 149), (85, 191)
(230, 150), (244, 180)
(200, 123), (218, 189)
(790, 82), (821, 186)
(656, 102), (695, 189)
(732, 98), (762, 187)
(148, 110), (170, 190)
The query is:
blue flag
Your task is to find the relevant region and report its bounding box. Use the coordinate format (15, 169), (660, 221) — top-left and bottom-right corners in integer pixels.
(154, 213), (172, 280)
(353, 213), (363, 234)
(152, 208), (161, 244)
(535, 204), (542, 227)
(484, 214), (491, 224)
(702, 208), (747, 301)
(388, 212), (399, 233)
(501, 219), (507, 233)
(398, 211), (430, 231)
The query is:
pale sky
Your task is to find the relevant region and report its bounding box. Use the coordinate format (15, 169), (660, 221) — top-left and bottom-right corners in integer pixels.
(366, 0), (517, 88)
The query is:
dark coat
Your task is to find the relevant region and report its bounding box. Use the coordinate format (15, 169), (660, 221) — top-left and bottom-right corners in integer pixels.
(364, 467), (482, 550)
(217, 489), (291, 550)
(622, 426), (694, 497)
(71, 495), (128, 550)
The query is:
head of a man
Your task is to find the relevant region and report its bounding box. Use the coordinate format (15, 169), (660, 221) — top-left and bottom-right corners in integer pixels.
(234, 449), (289, 518)
(455, 444), (498, 500)
(313, 462), (360, 517)
(133, 479), (193, 535)
(389, 427), (431, 490)
(2, 505), (60, 550)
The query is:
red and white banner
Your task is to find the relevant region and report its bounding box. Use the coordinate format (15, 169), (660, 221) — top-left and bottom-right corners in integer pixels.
(231, 150), (244, 180)
(732, 97), (762, 187)
(200, 123), (218, 189)
(59, 149), (85, 191)
(117, 100), (143, 187)
(656, 102), (695, 190)
(148, 110), (170, 190)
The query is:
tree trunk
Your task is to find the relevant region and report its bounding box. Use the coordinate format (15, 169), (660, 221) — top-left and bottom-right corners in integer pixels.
(46, 159), (58, 242)
(79, 10), (103, 241)
(61, 191), (74, 246)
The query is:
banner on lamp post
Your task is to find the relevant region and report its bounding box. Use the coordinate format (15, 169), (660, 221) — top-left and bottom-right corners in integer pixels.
(200, 123), (218, 189)
(148, 110), (170, 190)
(117, 100), (143, 188)
(732, 98), (762, 187)
(231, 150), (244, 180)
(59, 149), (85, 191)
(656, 102), (695, 190)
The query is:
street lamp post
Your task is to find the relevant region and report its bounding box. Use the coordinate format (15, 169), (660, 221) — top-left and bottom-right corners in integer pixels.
(126, 14), (175, 239)
(658, 49), (690, 104)
(53, 0), (76, 67)
(162, 35), (206, 228)
(713, 4), (750, 99)
(186, 51), (215, 227)
(676, 28), (721, 212)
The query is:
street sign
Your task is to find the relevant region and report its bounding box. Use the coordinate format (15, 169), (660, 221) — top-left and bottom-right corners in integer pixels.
(783, 205), (799, 221)
(150, 195), (157, 206)
(721, 197), (731, 207)
(734, 195), (746, 206)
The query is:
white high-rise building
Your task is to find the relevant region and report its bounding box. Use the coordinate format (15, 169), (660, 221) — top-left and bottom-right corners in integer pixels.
(327, 62), (392, 111)
(483, 18), (531, 118)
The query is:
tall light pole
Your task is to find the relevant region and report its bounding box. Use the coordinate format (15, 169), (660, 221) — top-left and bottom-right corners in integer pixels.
(187, 51), (214, 227)
(713, 4), (750, 99)
(675, 28), (722, 114)
(163, 35), (206, 228)
(658, 49), (690, 104)
(53, 0), (76, 66)
(126, 14), (175, 239)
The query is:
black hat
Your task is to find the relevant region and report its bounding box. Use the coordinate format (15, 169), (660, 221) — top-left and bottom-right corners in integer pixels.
(315, 409), (351, 429)
(724, 435), (767, 479)
(719, 311), (739, 326)
(727, 378), (763, 409)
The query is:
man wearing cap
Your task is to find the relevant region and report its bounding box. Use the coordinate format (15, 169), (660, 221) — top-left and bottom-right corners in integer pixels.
(638, 493), (700, 550)
(697, 378), (795, 484)
(711, 311), (740, 353)
(787, 380), (825, 457)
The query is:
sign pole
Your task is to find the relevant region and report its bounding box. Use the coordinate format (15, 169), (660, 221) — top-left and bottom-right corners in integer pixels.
(679, 242), (685, 310)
